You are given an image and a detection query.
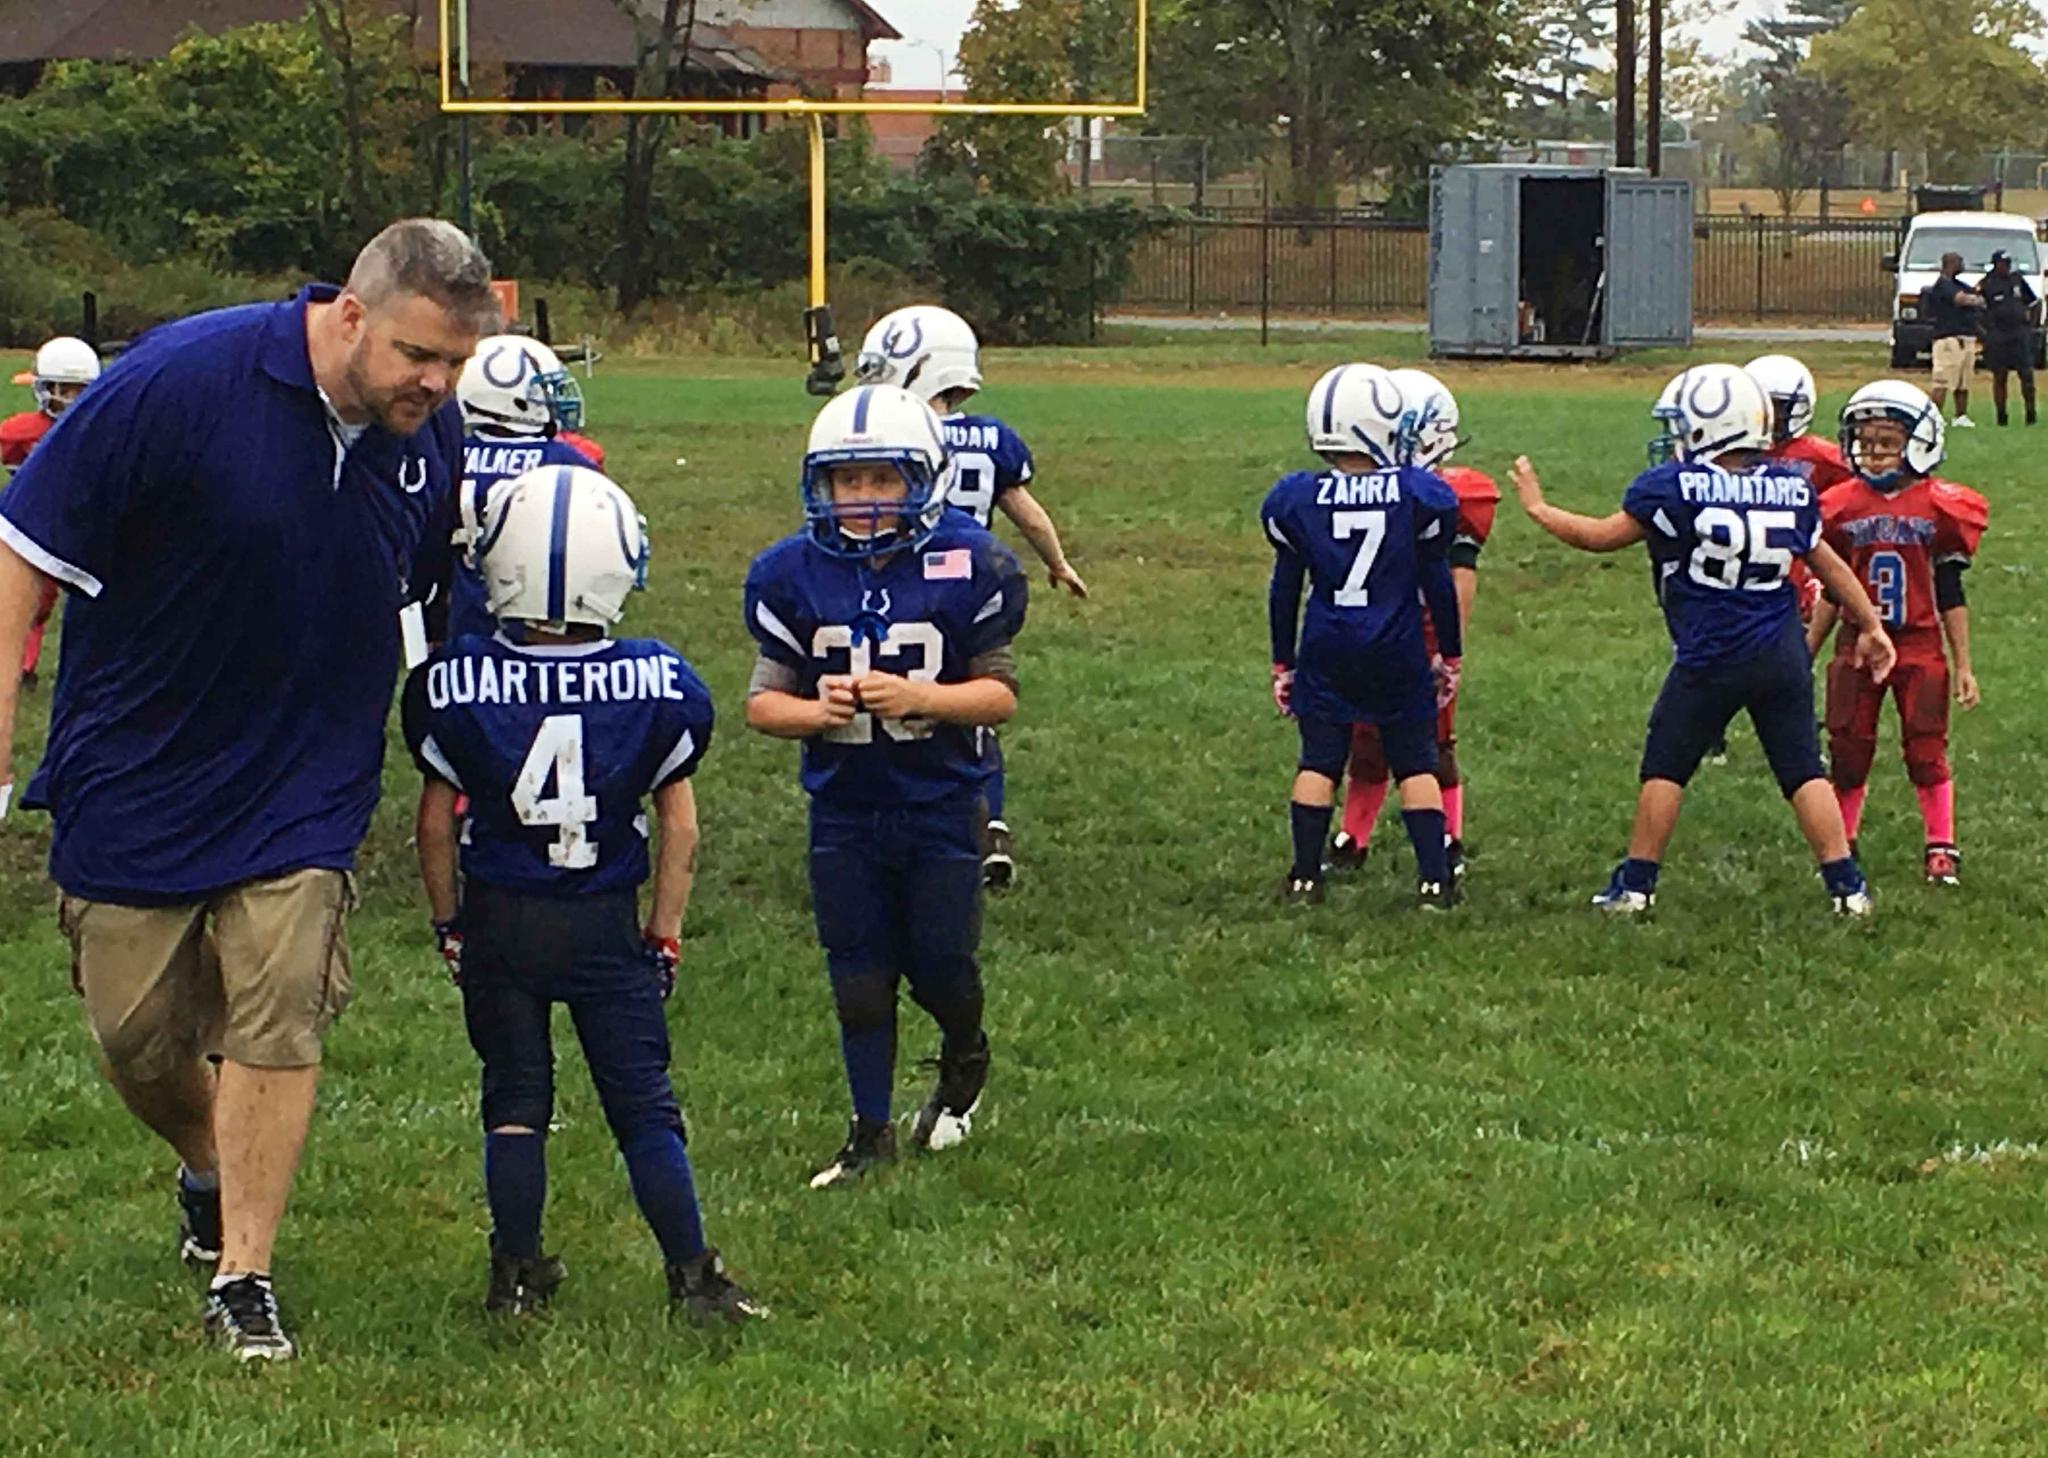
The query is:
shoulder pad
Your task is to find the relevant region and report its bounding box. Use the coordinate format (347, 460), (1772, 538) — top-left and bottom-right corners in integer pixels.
(1441, 466), (1501, 505)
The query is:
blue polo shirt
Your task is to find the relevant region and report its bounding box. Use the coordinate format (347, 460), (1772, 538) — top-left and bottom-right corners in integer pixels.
(0, 284), (462, 903)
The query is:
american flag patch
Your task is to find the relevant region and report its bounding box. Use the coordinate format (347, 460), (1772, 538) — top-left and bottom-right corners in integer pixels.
(923, 549), (971, 580)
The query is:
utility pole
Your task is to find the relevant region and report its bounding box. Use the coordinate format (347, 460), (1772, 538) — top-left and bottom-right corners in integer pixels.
(1615, 0), (1637, 168)
(1646, 0), (1663, 176)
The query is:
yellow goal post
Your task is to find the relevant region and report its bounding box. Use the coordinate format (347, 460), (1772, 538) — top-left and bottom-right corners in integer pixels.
(436, 0), (1150, 391)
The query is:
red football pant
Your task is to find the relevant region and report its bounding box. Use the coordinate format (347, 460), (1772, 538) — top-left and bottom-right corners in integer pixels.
(1826, 648), (1950, 791)
(1343, 696), (1461, 844)
(20, 579), (57, 677)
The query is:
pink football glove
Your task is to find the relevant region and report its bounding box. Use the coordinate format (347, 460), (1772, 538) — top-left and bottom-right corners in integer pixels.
(1433, 655), (1462, 712)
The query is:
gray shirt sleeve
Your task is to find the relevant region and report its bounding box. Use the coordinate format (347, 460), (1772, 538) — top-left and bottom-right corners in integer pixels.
(748, 653), (801, 697)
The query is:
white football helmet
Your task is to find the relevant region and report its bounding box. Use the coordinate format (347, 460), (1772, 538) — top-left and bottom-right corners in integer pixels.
(802, 384), (950, 558)
(1388, 366), (1461, 470)
(33, 336), (99, 417)
(1305, 363), (1406, 468)
(473, 464), (648, 628)
(855, 306), (983, 403)
(1837, 379), (1944, 487)
(458, 335), (584, 437)
(1745, 354), (1818, 442)
(1650, 364), (1772, 465)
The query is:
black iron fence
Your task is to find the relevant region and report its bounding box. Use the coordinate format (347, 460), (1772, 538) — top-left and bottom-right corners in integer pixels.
(1118, 212), (1920, 323)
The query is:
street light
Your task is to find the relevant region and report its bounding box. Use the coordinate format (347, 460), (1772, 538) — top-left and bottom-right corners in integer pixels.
(899, 38), (952, 102)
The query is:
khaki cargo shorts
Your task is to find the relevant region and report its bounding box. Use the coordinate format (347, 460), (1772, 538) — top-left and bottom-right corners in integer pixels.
(58, 868), (355, 1078)
(1931, 335), (1977, 392)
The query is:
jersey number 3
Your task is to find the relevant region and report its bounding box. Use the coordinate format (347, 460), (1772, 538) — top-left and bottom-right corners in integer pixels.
(513, 714), (599, 868)
(814, 623), (944, 744)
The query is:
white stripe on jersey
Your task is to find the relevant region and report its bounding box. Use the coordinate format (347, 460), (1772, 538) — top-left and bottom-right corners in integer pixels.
(653, 730), (697, 786)
(754, 600), (806, 658)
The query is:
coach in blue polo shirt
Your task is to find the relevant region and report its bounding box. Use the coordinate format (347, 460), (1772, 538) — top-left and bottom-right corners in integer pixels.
(0, 219), (496, 1361)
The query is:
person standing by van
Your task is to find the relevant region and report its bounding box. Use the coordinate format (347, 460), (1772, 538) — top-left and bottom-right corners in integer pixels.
(1924, 252), (1985, 428)
(1976, 248), (2037, 428)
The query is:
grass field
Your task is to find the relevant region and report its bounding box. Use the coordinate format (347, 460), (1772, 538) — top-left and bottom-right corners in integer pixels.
(5, 328), (2048, 1456)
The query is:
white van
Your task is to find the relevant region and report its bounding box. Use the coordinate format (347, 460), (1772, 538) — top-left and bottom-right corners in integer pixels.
(1884, 210), (2046, 369)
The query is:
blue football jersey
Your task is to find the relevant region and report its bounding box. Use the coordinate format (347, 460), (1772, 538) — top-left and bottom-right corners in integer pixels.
(402, 634), (713, 896)
(1623, 460), (1821, 668)
(448, 434), (598, 638)
(940, 413), (1033, 528)
(1262, 466), (1461, 723)
(744, 515), (1028, 805)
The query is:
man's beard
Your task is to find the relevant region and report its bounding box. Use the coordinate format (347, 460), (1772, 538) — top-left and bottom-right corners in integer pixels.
(345, 345), (442, 436)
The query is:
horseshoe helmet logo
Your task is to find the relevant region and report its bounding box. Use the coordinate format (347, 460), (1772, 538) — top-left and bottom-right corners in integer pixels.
(480, 344), (533, 391)
(1685, 373), (1733, 422)
(882, 319), (925, 361)
(396, 457), (429, 495)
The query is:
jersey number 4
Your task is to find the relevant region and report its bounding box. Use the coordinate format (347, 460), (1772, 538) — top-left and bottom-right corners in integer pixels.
(814, 622), (944, 744)
(1687, 507), (1797, 592)
(513, 714), (599, 869)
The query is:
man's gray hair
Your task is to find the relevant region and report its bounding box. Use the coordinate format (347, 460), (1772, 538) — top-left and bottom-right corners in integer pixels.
(346, 219), (502, 335)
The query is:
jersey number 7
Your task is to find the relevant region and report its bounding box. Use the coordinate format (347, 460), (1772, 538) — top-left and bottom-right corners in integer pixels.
(1333, 511), (1388, 608)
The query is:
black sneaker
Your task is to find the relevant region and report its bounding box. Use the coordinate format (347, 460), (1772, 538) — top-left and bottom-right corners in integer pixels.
(667, 1248), (768, 1325)
(911, 1034), (990, 1152)
(1323, 832), (1367, 875)
(177, 1173), (222, 1272)
(203, 1273), (295, 1362)
(1446, 837), (1468, 881)
(982, 819), (1016, 890)
(1278, 875), (1325, 906)
(484, 1249), (567, 1315)
(808, 1116), (897, 1190)
(1417, 878), (1462, 912)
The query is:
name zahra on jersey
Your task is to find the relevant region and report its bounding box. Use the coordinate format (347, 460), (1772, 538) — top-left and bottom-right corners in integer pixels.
(1676, 470), (1813, 507)
(1315, 472), (1404, 506)
(942, 421), (1007, 451)
(424, 653), (693, 711)
(1838, 514), (1938, 548)
(462, 443), (553, 478)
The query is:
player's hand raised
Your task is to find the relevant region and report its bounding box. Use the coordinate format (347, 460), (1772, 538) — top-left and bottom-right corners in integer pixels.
(1271, 664), (1295, 718)
(816, 674), (860, 731)
(1955, 668), (1981, 709)
(1853, 625), (1897, 685)
(854, 671), (924, 720)
(1510, 456), (1546, 513)
(1049, 560), (1090, 599)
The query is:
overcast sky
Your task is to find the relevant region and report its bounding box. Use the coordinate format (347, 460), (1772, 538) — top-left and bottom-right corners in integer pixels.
(867, 1), (1787, 92)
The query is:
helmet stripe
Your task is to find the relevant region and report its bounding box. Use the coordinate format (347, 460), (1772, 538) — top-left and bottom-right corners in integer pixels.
(852, 385), (874, 434)
(546, 467), (574, 623)
(1321, 367), (1350, 435)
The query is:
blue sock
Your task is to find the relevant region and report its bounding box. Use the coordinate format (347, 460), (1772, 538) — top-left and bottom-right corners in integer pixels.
(1820, 857), (1865, 897)
(1620, 857), (1661, 893)
(619, 1128), (708, 1266)
(179, 1165), (219, 1193)
(483, 1131), (547, 1259)
(842, 1018), (896, 1125)
(1402, 808), (1449, 884)
(1289, 801), (1332, 880)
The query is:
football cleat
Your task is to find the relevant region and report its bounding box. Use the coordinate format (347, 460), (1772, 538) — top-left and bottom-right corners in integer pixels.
(1591, 869), (1654, 915)
(1446, 836), (1468, 881)
(485, 1250), (567, 1315)
(809, 1116), (896, 1190)
(911, 1035), (990, 1153)
(981, 820), (1016, 891)
(667, 1248), (768, 1326)
(204, 1274), (296, 1362)
(1278, 875), (1325, 906)
(1924, 843), (1961, 886)
(1323, 832), (1367, 875)
(177, 1173), (222, 1273)
(1832, 888), (1875, 916)
(1417, 878), (1461, 911)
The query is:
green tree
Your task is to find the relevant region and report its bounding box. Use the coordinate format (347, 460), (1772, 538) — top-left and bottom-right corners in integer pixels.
(1808, 0), (2048, 174)
(1147, 0), (1524, 211)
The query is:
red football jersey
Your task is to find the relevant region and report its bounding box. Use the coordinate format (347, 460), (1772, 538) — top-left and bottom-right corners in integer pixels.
(1767, 433), (1854, 491)
(0, 409), (50, 468)
(1441, 465), (1500, 552)
(558, 429), (605, 471)
(1821, 476), (1989, 640)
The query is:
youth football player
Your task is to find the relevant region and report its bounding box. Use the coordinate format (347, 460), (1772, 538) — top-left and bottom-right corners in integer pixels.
(1327, 367), (1497, 878)
(856, 304), (1079, 890)
(1513, 363), (1897, 915)
(4, 337), (100, 685)
(447, 336), (603, 640)
(743, 384), (1028, 1189)
(404, 464), (762, 1324)
(1806, 380), (1988, 885)
(1265, 363), (1464, 909)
